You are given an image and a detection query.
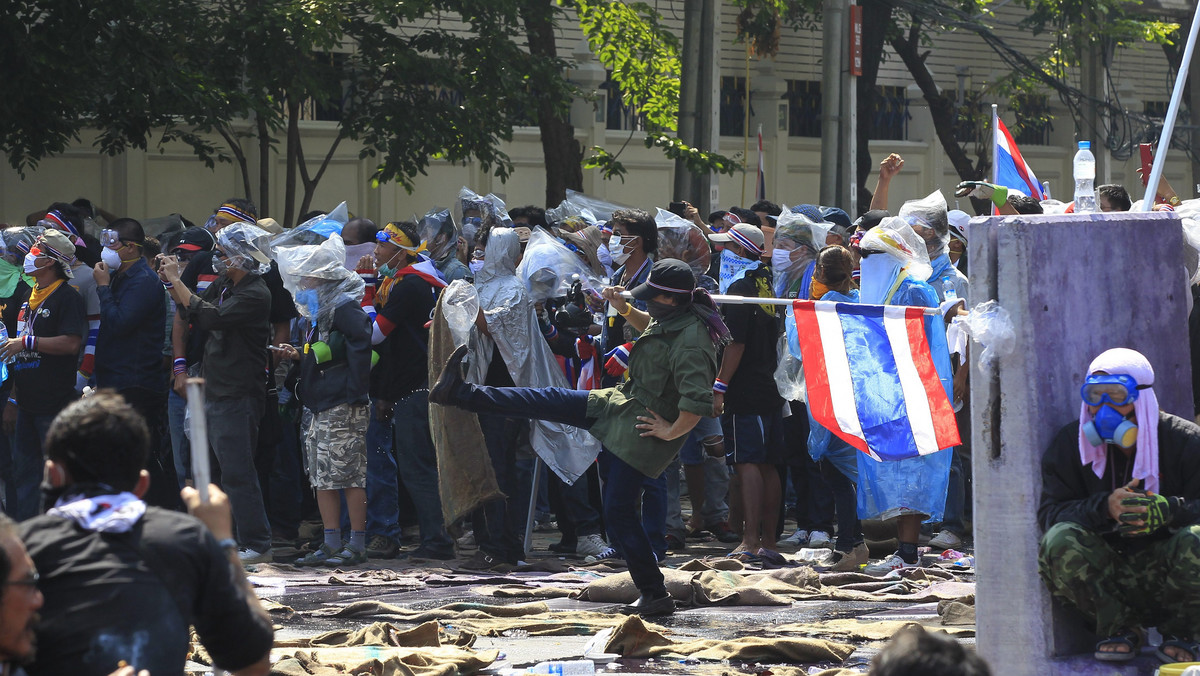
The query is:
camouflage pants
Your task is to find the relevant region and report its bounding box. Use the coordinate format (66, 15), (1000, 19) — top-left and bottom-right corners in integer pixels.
(303, 403), (370, 490)
(1038, 521), (1200, 638)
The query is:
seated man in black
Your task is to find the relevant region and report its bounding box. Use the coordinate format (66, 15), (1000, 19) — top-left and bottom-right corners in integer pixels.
(1039, 348), (1200, 665)
(19, 391), (273, 676)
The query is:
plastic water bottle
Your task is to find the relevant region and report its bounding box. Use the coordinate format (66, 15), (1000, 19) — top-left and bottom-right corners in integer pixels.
(527, 660), (596, 675)
(941, 274), (958, 302)
(1073, 141), (1097, 213)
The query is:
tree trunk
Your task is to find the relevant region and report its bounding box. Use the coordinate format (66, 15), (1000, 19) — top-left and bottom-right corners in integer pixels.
(890, 17), (986, 184)
(521, 0), (583, 207)
(283, 96), (301, 228)
(216, 123), (253, 202)
(257, 114), (271, 218)
(855, 0), (890, 214)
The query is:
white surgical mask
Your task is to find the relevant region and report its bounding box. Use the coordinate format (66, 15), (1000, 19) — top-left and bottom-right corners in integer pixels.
(469, 259), (485, 275)
(770, 249), (796, 271)
(22, 253), (39, 274)
(101, 247), (122, 269)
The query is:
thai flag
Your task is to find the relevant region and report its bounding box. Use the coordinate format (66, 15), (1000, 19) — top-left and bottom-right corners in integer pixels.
(755, 125), (766, 201)
(995, 117), (1045, 201)
(792, 300), (960, 461)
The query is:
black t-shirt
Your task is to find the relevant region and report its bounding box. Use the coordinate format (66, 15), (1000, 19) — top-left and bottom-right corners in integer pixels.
(0, 279), (31, 399)
(721, 265), (783, 415)
(12, 282), (87, 415)
(180, 251), (297, 365)
(19, 506), (274, 676)
(370, 274), (438, 400)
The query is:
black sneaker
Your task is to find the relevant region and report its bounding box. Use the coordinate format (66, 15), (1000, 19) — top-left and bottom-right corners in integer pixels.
(459, 550), (514, 572)
(619, 593), (675, 617)
(404, 546), (456, 561)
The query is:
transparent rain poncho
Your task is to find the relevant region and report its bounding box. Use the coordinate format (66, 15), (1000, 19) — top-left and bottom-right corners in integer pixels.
(654, 208), (712, 280)
(456, 187), (514, 251)
(547, 190), (632, 225)
(217, 223), (274, 275)
(516, 227), (605, 302)
(270, 202), (350, 250)
(468, 227), (601, 483)
(772, 207), (831, 298)
(276, 233), (366, 332)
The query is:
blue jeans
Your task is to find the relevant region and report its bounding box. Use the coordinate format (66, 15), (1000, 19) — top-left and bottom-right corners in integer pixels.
(599, 450), (666, 595)
(665, 453), (731, 539)
(366, 400), (402, 542)
(12, 411), (54, 520)
(392, 391), (453, 554)
(167, 389), (190, 489)
(458, 385), (592, 428)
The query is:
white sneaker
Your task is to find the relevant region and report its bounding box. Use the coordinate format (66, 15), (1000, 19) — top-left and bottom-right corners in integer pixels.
(780, 529), (809, 546)
(456, 531), (476, 548)
(584, 547), (620, 564)
(928, 530), (963, 551)
(808, 530), (833, 549)
(575, 533), (608, 558)
(238, 548), (273, 565)
(863, 553), (918, 576)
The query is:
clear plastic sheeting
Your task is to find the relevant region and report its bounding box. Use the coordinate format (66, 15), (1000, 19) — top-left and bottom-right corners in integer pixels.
(456, 187), (514, 251)
(898, 190), (950, 259)
(419, 207), (459, 262)
(516, 228), (604, 302)
(441, 280), (480, 348)
(654, 208), (712, 279)
(467, 227), (601, 483)
(275, 233), (366, 331)
(959, 300), (1016, 369)
(860, 216), (933, 283)
(774, 333), (806, 403)
(1180, 215), (1200, 284)
(217, 223), (273, 275)
(773, 207), (831, 297)
(549, 190), (631, 224)
(271, 201), (350, 250)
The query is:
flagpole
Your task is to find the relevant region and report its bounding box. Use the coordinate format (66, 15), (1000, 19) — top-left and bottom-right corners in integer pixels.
(620, 291), (940, 315)
(990, 104), (999, 185)
(1142, 1), (1200, 211)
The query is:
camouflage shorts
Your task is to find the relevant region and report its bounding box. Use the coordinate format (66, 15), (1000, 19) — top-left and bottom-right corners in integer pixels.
(303, 403), (370, 490)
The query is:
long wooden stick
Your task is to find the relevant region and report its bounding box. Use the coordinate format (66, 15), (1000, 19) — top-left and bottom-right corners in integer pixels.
(186, 378), (211, 503)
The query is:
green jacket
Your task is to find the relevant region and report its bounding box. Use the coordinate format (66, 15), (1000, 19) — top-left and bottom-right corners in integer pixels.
(586, 310), (717, 478)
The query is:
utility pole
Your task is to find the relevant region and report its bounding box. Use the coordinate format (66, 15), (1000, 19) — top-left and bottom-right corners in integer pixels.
(674, 0), (719, 215)
(820, 0), (845, 206)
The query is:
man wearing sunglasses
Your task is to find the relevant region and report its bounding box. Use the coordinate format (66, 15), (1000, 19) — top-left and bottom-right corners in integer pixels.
(92, 218), (175, 509)
(1039, 348), (1200, 665)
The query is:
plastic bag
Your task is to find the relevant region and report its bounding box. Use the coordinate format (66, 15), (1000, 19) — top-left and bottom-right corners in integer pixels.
(271, 201), (350, 250)
(654, 208), (712, 279)
(275, 233), (366, 331)
(516, 228), (604, 302)
(418, 207), (459, 262)
(959, 300), (1016, 369)
(556, 189), (631, 223)
(774, 333), (806, 403)
(441, 280), (480, 348)
(898, 190), (950, 258)
(455, 188), (514, 251)
(860, 216), (933, 282)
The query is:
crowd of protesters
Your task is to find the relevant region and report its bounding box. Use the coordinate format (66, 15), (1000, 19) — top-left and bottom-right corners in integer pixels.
(0, 148), (1196, 671)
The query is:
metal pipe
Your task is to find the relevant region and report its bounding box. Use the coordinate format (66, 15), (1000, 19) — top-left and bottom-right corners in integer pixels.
(619, 291), (939, 314)
(1142, 0), (1200, 210)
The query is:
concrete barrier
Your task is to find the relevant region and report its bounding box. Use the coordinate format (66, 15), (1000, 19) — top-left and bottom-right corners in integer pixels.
(969, 211), (1192, 674)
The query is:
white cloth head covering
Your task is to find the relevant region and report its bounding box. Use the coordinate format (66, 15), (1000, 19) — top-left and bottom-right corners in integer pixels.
(1077, 348), (1160, 493)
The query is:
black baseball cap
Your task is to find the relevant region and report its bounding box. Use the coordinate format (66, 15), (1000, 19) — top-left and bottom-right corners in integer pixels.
(853, 209), (890, 232)
(170, 227), (216, 253)
(629, 258), (696, 300)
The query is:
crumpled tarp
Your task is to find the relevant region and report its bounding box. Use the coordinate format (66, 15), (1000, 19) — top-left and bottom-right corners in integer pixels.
(314, 600), (660, 638)
(269, 645), (497, 676)
(603, 615), (854, 663)
(428, 297), (504, 525)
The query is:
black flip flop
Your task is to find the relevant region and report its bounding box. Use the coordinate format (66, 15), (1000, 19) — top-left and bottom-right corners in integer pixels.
(1156, 638), (1200, 664)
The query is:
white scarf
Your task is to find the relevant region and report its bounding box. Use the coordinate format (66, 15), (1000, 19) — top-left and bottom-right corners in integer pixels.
(48, 492), (146, 533)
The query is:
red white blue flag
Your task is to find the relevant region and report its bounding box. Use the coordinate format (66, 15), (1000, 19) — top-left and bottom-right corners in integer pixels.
(792, 300), (960, 461)
(995, 117), (1045, 201)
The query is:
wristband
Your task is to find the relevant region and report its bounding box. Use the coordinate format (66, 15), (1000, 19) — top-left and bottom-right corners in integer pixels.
(7, 398), (15, 407)
(713, 378), (728, 393)
(216, 538), (238, 551)
(173, 358), (188, 376)
(23, 335), (33, 352)
(162, 279), (174, 289)
(618, 304), (634, 317)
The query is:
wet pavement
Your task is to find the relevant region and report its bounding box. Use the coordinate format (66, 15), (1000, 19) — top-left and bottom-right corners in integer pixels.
(221, 524), (975, 675)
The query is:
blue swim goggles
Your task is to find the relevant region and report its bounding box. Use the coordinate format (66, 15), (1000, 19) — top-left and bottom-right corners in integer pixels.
(1080, 373), (1149, 407)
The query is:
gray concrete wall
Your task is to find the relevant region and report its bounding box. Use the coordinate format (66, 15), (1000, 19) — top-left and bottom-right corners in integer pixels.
(969, 211), (1192, 675)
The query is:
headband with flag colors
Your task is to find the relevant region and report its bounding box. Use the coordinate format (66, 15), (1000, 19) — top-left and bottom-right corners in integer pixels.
(378, 223), (426, 252)
(216, 204), (256, 225)
(40, 210), (79, 237)
(994, 117), (1046, 201)
(728, 226), (763, 255)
